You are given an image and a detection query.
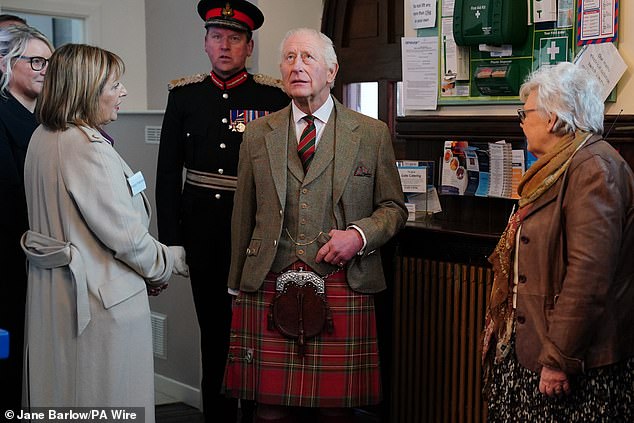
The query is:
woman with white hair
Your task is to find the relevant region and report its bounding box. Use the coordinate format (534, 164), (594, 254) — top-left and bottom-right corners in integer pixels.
(0, 24), (52, 410)
(482, 61), (634, 421)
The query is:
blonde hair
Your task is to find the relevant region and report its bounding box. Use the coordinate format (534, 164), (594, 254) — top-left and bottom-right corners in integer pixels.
(37, 44), (124, 131)
(0, 25), (53, 96)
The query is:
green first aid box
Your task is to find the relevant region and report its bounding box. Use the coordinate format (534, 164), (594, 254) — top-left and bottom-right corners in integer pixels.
(453, 0), (528, 46)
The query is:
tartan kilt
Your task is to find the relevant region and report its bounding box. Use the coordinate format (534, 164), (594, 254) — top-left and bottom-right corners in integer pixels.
(222, 265), (382, 408)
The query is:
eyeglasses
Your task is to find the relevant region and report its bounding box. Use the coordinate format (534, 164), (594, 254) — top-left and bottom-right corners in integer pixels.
(17, 55), (49, 71)
(517, 108), (537, 122)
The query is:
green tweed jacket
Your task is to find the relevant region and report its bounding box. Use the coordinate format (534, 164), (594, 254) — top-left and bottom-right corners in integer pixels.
(228, 97), (408, 293)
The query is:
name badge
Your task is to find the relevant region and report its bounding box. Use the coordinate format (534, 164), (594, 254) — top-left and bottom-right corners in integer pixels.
(127, 171), (146, 196)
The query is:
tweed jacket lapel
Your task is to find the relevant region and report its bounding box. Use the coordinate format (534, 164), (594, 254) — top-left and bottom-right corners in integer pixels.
(265, 106), (294, 208)
(301, 99), (360, 204)
(331, 99), (361, 205)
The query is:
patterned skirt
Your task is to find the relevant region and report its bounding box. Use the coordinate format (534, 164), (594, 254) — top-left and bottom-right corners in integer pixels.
(222, 264), (382, 408)
(487, 333), (634, 422)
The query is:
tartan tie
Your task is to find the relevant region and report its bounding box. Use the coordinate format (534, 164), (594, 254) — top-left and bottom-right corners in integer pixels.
(297, 115), (316, 171)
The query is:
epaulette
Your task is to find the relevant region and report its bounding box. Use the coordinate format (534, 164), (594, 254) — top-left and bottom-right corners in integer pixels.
(168, 73), (208, 91)
(253, 73), (286, 93)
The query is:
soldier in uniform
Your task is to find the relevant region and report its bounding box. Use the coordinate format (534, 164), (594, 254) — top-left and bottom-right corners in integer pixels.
(155, 1), (289, 422)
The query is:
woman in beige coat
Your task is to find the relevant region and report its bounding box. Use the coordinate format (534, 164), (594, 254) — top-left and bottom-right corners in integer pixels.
(20, 44), (188, 421)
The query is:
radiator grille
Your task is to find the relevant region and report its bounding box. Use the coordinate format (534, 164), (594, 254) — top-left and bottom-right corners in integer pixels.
(391, 257), (492, 423)
(151, 311), (168, 359)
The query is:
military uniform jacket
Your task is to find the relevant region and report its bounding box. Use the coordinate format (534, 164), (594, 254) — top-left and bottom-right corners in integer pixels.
(156, 70), (289, 246)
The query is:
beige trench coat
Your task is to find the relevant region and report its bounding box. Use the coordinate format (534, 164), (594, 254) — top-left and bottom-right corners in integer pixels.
(21, 125), (173, 422)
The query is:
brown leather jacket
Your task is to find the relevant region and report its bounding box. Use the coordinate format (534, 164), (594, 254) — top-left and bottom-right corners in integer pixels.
(515, 135), (634, 375)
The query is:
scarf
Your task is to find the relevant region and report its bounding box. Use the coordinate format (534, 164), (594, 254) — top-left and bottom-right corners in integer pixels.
(481, 130), (591, 395)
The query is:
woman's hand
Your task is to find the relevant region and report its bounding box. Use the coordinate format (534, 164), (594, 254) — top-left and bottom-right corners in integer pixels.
(539, 365), (571, 397)
(168, 245), (190, 277)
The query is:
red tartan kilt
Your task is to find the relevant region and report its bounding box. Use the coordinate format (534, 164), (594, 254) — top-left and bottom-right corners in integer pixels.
(222, 265), (382, 408)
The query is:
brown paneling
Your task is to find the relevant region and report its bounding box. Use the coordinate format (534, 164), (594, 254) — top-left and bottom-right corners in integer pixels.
(344, 0), (380, 40)
(322, 0), (403, 122)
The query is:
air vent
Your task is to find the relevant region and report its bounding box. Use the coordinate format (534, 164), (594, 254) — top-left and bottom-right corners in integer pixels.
(151, 311), (168, 359)
(145, 125), (162, 144)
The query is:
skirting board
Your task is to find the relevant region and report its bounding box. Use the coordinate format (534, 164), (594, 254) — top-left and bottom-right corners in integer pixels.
(154, 373), (201, 409)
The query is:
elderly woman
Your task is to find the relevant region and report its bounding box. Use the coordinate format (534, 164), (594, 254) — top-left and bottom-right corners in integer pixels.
(20, 44), (188, 422)
(482, 61), (634, 421)
(0, 25), (52, 409)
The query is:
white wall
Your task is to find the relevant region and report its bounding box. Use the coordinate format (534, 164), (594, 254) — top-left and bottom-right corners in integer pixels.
(1, 0), (149, 111)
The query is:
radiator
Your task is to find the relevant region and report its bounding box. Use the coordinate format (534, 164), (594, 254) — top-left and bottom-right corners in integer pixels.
(391, 257), (493, 423)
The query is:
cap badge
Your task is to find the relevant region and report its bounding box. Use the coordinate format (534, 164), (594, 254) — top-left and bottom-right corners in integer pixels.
(222, 3), (234, 18)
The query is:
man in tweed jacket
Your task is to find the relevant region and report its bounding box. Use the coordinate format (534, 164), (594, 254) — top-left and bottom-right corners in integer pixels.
(224, 28), (407, 422)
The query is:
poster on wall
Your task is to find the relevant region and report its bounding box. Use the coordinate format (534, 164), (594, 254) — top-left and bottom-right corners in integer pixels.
(577, 0), (618, 45)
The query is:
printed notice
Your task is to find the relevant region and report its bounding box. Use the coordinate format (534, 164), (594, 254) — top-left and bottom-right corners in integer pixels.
(401, 37), (438, 110)
(410, 0), (437, 29)
(573, 42), (626, 101)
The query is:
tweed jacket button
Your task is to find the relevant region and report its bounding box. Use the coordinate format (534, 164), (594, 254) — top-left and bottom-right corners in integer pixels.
(301, 188), (308, 194)
(298, 249), (304, 255)
(301, 203), (308, 209)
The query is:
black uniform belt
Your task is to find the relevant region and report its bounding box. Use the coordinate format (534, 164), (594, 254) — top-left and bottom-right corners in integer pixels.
(185, 169), (237, 191)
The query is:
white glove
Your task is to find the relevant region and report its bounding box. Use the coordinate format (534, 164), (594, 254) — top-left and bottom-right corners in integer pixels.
(168, 245), (190, 277)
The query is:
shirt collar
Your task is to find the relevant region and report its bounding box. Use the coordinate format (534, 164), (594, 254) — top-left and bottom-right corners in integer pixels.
(291, 95), (334, 125)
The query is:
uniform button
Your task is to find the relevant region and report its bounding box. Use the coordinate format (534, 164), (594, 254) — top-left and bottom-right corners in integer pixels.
(518, 275), (527, 284)
(221, 118), (228, 124)
(520, 236), (530, 244)
(220, 143), (226, 149)
(215, 193), (221, 199)
(218, 168), (224, 174)
(301, 188), (308, 194)
(517, 315), (526, 324)
(186, 132), (191, 137)
(299, 234), (305, 240)
(301, 203), (308, 209)
(297, 249), (304, 255)
(222, 93), (229, 99)
(300, 218), (306, 225)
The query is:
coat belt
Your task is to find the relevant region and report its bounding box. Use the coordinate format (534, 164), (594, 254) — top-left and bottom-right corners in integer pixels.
(20, 230), (91, 336)
(185, 169), (237, 191)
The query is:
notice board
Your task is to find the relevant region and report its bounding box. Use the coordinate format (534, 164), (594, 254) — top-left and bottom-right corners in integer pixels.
(413, 0), (619, 105)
